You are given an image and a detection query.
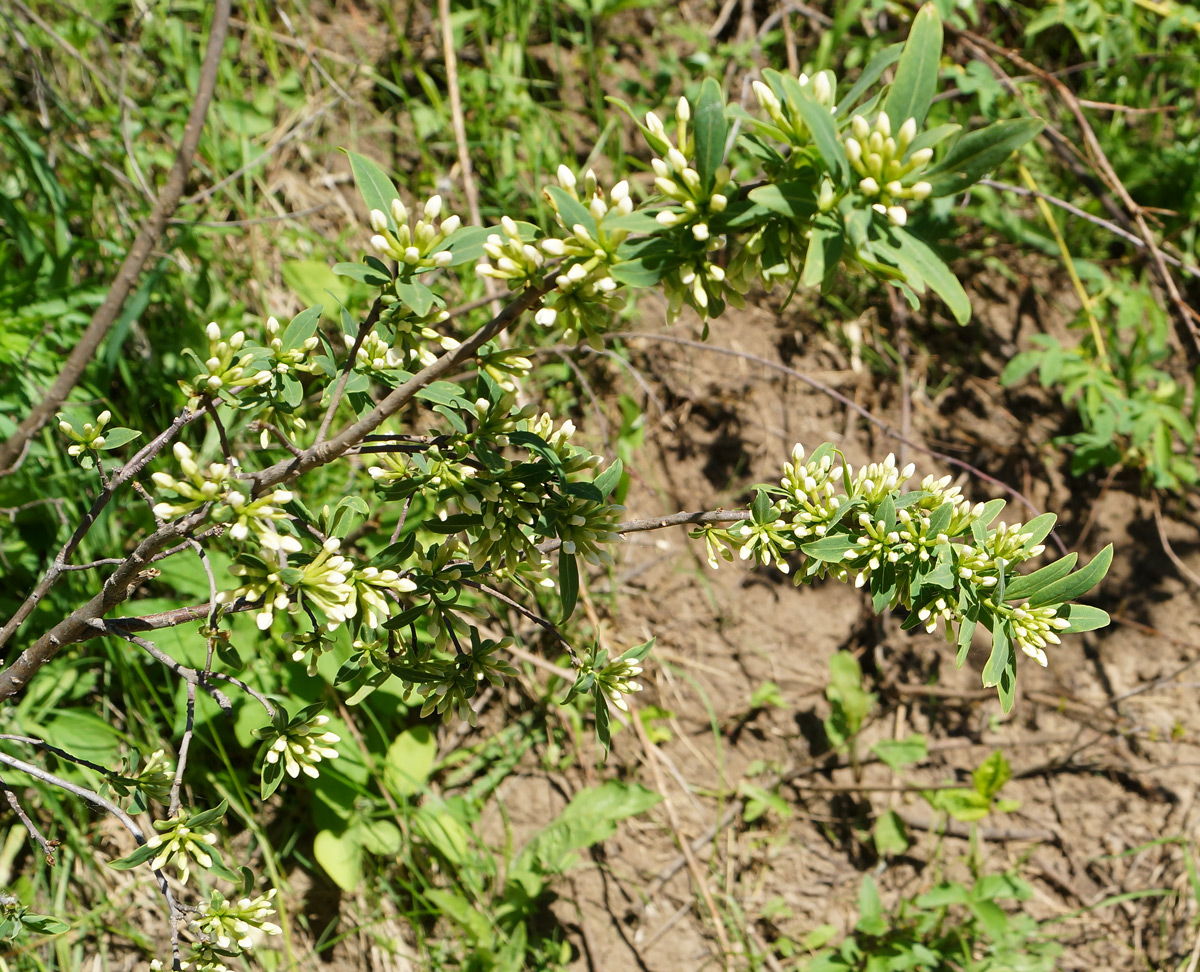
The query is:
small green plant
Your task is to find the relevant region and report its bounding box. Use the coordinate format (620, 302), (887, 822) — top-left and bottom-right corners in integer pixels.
(804, 869), (1062, 972)
(1002, 270), (1199, 491)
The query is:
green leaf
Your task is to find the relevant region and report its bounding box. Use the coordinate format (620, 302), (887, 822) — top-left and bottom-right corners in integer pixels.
(782, 80), (849, 185)
(559, 549), (579, 623)
(802, 220), (844, 289)
(747, 182), (817, 219)
(282, 261), (347, 312)
(314, 828), (364, 891)
(692, 77), (728, 192)
(96, 427), (140, 450)
(385, 725), (437, 798)
(873, 809), (909, 856)
(346, 151), (401, 232)
(442, 225), (494, 266)
(281, 305), (323, 353)
(187, 799), (229, 829)
(801, 534), (856, 563)
(871, 733), (927, 771)
(924, 118), (1045, 197)
(545, 185), (597, 238)
(594, 686), (612, 757)
(981, 621), (1011, 689)
(916, 881), (970, 907)
(394, 279), (436, 317)
(856, 876), (887, 936)
(108, 842), (159, 870)
(1000, 349), (1044, 387)
(927, 787), (991, 822)
(610, 257), (667, 287)
(1026, 543), (1113, 608)
(883, 4), (943, 130)
(261, 757), (284, 800)
(836, 43), (903, 117)
(509, 431), (568, 484)
(333, 261), (392, 286)
(972, 750), (1011, 800)
(1003, 553), (1078, 600)
(1057, 603), (1110, 633)
(20, 914), (69, 936)
(593, 458), (624, 497)
(1016, 512), (1058, 551)
(357, 818), (402, 856)
(888, 227), (971, 324)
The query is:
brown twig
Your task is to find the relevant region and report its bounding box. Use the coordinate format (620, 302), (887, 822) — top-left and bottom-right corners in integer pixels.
(0, 0), (232, 476)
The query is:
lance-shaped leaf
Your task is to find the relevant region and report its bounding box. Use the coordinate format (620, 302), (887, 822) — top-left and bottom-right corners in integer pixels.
(883, 4), (943, 131)
(346, 151), (401, 233)
(924, 118), (1045, 197)
(692, 77), (728, 193)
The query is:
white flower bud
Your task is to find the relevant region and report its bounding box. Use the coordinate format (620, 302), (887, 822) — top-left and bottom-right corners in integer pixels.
(812, 71), (832, 105)
(440, 214), (462, 235)
(535, 307), (558, 326)
(897, 117), (917, 149)
(557, 164), (577, 192)
(851, 115), (870, 141)
(909, 181), (932, 200)
(859, 177), (880, 195)
(423, 194), (442, 219)
(909, 147), (934, 167)
(369, 209), (388, 232)
(205, 322), (221, 341)
(875, 111), (891, 136)
(676, 96), (691, 122)
(391, 198), (408, 225)
(370, 234), (392, 255)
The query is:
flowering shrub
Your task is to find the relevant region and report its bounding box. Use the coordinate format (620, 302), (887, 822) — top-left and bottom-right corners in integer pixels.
(0, 7), (1112, 968)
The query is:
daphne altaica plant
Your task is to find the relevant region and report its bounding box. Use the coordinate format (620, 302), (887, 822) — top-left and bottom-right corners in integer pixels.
(0, 6), (1110, 968)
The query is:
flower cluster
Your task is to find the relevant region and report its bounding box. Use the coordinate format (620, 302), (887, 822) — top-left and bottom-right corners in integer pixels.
(144, 814), (220, 885)
(256, 314), (322, 379)
(57, 409), (112, 456)
(151, 443), (235, 520)
(692, 443), (1105, 688)
(596, 655), (644, 713)
(211, 486), (296, 550)
(648, 96), (733, 242)
(191, 888), (282, 951)
(422, 634), (519, 722)
(751, 69), (838, 145)
(475, 215), (545, 287)
(179, 323), (269, 404)
(780, 444), (843, 539)
(370, 194), (461, 272)
(260, 713), (341, 780)
(844, 112), (933, 226)
(381, 301), (460, 369)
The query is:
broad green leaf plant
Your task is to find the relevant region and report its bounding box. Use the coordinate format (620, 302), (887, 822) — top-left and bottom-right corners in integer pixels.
(0, 7), (1111, 968)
